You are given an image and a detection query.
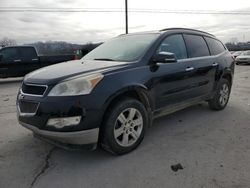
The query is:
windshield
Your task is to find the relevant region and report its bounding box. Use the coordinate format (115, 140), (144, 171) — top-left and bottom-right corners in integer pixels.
(83, 33), (159, 62)
(242, 51), (250, 56)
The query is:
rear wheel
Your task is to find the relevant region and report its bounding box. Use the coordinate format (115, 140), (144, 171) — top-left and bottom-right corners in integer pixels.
(209, 79), (231, 110)
(100, 98), (148, 155)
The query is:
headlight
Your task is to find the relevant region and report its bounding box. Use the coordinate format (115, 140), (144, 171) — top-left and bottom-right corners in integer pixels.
(48, 73), (104, 96)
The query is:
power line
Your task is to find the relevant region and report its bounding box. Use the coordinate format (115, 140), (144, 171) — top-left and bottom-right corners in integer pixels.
(0, 8), (250, 15)
(0, 10), (122, 12)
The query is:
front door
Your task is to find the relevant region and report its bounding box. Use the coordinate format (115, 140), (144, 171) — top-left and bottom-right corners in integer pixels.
(150, 34), (198, 110)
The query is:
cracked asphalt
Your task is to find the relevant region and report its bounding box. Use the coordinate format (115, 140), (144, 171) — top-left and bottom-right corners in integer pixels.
(0, 65), (250, 188)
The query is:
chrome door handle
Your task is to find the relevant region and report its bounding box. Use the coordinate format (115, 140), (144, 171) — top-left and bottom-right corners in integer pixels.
(32, 58), (38, 61)
(212, 62), (218, 67)
(14, 59), (21, 62)
(185, 67), (194, 71)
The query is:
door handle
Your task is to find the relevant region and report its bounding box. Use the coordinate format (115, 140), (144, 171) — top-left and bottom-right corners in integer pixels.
(14, 59), (21, 62)
(32, 58), (38, 61)
(185, 67), (194, 71)
(212, 62), (218, 67)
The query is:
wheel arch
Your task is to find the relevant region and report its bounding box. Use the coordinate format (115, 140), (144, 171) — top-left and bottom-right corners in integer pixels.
(216, 67), (233, 88)
(222, 73), (232, 86)
(101, 85), (154, 128)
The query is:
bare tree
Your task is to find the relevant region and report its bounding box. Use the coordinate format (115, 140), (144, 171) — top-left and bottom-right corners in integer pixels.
(0, 37), (17, 47)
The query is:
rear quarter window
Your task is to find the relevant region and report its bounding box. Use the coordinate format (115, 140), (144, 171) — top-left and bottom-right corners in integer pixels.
(183, 34), (210, 58)
(205, 37), (226, 55)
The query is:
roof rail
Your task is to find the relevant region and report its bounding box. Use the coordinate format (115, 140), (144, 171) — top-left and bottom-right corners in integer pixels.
(160, 28), (215, 37)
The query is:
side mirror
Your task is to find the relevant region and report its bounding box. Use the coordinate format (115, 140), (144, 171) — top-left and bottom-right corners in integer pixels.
(152, 52), (177, 64)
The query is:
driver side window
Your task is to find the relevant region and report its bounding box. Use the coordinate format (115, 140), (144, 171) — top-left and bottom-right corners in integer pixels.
(157, 34), (187, 60)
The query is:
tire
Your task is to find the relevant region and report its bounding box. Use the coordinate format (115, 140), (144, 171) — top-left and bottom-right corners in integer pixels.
(100, 98), (148, 155)
(209, 79), (231, 110)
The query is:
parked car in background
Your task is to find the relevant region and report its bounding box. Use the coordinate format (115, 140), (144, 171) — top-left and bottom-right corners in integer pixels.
(74, 43), (103, 60)
(235, 50), (250, 65)
(0, 46), (75, 78)
(232, 51), (242, 58)
(17, 28), (234, 155)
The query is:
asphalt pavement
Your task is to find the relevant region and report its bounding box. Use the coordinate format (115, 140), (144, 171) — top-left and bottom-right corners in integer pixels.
(0, 66), (250, 188)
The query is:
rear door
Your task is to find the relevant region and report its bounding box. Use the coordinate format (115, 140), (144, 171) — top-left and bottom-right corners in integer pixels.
(183, 34), (217, 97)
(19, 47), (40, 75)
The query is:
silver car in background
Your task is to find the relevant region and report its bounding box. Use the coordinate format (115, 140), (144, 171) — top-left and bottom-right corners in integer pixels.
(232, 51), (242, 58)
(235, 50), (250, 65)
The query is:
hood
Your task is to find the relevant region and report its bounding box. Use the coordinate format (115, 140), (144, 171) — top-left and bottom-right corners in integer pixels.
(24, 59), (130, 85)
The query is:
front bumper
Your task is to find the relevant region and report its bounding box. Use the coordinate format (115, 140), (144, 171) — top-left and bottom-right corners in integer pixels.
(20, 121), (99, 145)
(17, 91), (104, 131)
(17, 89), (106, 147)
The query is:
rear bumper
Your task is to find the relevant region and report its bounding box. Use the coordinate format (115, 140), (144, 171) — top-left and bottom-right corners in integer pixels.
(20, 121), (99, 145)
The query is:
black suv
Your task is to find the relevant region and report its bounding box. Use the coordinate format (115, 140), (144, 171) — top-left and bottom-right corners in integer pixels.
(17, 28), (234, 155)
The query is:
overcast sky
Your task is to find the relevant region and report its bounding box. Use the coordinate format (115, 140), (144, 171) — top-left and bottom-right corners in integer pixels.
(0, 0), (250, 44)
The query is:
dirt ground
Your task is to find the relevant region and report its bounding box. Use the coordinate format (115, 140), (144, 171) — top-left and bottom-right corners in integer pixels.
(0, 65), (250, 188)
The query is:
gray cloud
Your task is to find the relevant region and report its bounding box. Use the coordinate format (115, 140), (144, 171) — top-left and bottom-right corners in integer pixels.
(192, 9), (250, 42)
(1, 0), (250, 44)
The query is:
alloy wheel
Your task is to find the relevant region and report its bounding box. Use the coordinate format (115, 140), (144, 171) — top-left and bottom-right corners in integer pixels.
(114, 108), (143, 147)
(219, 83), (229, 106)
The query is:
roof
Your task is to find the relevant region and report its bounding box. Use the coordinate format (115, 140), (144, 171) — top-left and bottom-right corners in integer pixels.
(119, 27), (215, 37)
(160, 28), (215, 37)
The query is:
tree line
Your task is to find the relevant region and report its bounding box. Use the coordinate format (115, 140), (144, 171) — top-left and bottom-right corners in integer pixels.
(0, 37), (101, 55)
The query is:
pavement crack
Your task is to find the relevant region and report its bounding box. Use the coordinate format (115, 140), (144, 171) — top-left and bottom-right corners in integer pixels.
(30, 147), (56, 188)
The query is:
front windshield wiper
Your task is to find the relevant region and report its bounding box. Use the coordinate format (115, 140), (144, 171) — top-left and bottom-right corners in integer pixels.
(93, 58), (115, 61)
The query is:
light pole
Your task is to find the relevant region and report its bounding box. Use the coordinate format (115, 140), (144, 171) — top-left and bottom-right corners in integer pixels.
(125, 0), (128, 34)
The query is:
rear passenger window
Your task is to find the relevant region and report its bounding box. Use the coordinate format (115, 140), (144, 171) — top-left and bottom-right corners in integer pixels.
(184, 34), (210, 58)
(205, 37), (225, 55)
(157, 34), (187, 60)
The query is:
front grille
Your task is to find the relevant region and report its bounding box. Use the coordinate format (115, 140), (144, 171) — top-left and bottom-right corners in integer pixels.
(18, 101), (39, 114)
(21, 84), (47, 96)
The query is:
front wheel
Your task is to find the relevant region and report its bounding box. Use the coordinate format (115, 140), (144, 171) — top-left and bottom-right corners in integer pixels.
(100, 98), (148, 155)
(209, 79), (231, 110)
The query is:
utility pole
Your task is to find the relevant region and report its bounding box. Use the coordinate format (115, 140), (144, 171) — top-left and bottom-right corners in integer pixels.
(125, 0), (128, 34)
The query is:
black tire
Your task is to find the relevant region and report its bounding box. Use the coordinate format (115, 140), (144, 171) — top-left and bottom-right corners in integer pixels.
(100, 98), (148, 155)
(209, 79), (231, 110)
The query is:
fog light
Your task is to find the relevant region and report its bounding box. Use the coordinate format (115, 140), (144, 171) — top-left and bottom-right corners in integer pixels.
(47, 116), (81, 129)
